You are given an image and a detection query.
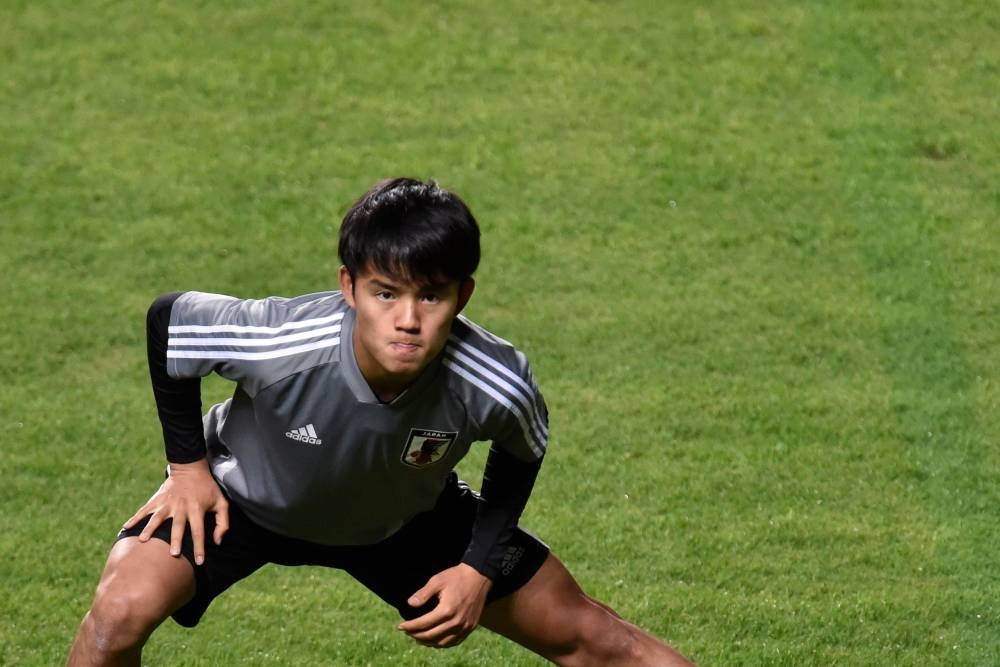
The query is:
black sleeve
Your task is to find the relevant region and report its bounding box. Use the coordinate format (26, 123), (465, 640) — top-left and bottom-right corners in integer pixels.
(147, 292), (206, 463)
(461, 445), (543, 580)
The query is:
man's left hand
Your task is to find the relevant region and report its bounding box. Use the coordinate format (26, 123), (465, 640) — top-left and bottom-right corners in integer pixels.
(398, 563), (492, 648)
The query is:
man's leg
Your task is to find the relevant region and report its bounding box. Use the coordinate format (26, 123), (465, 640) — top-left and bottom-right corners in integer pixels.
(480, 553), (696, 667)
(66, 537), (195, 667)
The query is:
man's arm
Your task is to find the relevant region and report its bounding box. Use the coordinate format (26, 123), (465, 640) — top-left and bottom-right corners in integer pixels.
(463, 445), (543, 578)
(120, 292), (229, 565)
(399, 446), (542, 647)
(146, 292), (206, 462)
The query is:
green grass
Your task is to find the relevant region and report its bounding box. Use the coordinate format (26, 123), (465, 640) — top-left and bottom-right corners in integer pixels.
(2, 1), (998, 665)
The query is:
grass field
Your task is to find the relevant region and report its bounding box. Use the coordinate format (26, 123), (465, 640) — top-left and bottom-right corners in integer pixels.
(2, 1), (998, 665)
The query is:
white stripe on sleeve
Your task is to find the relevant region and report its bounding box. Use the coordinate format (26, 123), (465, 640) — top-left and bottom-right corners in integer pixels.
(442, 357), (545, 458)
(167, 337), (340, 361)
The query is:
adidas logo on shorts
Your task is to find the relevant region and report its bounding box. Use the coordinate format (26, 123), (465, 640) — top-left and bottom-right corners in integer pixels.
(285, 423), (323, 445)
(501, 545), (526, 576)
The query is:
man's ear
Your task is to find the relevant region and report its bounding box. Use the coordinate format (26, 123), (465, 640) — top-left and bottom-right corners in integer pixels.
(338, 266), (356, 308)
(456, 278), (475, 315)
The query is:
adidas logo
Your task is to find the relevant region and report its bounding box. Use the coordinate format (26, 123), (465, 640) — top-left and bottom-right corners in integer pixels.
(500, 546), (525, 576)
(285, 424), (323, 445)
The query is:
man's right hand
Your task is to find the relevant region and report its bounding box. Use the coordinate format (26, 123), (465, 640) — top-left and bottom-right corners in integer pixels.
(121, 458), (229, 565)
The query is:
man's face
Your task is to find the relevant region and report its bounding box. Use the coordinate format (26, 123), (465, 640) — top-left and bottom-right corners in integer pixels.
(340, 266), (474, 401)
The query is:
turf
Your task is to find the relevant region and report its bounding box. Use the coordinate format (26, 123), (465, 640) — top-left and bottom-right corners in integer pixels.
(2, 1), (998, 665)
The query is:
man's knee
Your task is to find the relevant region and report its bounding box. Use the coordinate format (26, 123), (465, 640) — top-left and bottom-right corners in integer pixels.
(84, 585), (164, 654)
(557, 597), (644, 665)
(78, 539), (195, 657)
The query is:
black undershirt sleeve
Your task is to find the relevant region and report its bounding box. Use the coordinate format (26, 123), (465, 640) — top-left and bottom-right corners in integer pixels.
(461, 445), (543, 580)
(147, 292), (206, 464)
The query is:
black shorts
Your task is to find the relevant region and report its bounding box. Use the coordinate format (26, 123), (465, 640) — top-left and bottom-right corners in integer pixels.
(117, 474), (549, 628)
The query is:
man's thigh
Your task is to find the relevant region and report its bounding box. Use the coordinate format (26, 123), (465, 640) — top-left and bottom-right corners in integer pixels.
(478, 553), (607, 656)
(117, 506), (269, 627)
(479, 554), (695, 666)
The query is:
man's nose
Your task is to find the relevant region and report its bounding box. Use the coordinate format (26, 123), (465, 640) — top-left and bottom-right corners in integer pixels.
(396, 299), (420, 331)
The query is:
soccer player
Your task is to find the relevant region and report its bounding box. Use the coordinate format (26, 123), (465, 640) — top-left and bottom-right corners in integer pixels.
(67, 179), (695, 666)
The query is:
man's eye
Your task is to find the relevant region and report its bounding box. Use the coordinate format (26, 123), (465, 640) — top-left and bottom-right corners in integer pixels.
(375, 291), (394, 301)
(421, 294), (441, 304)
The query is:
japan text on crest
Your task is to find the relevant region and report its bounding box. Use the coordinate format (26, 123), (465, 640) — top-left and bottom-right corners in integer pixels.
(401, 428), (458, 468)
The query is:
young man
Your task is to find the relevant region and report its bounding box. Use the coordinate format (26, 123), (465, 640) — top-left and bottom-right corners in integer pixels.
(67, 178), (695, 666)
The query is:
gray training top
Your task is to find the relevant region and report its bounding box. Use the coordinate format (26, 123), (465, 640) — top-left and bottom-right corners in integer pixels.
(166, 290), (548, 546)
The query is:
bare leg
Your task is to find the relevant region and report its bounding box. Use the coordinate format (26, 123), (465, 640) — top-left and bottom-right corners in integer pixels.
(66, 537), (196, 667)
(481, 554), (696, 666)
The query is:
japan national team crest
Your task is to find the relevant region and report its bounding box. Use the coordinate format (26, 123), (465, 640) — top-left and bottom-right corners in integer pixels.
(401, 428), (458, 468)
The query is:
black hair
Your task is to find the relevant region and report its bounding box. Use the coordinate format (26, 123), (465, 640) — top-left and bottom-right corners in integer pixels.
(338, 178), (481, 285)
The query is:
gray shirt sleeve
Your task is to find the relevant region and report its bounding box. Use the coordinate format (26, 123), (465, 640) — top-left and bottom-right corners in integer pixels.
(444, 319), (549, 462)
(166, 291), (346, 397)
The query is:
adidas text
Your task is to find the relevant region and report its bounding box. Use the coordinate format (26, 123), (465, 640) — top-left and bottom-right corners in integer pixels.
(501, 546), (525, 576)
(285, 424), (323, 445)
